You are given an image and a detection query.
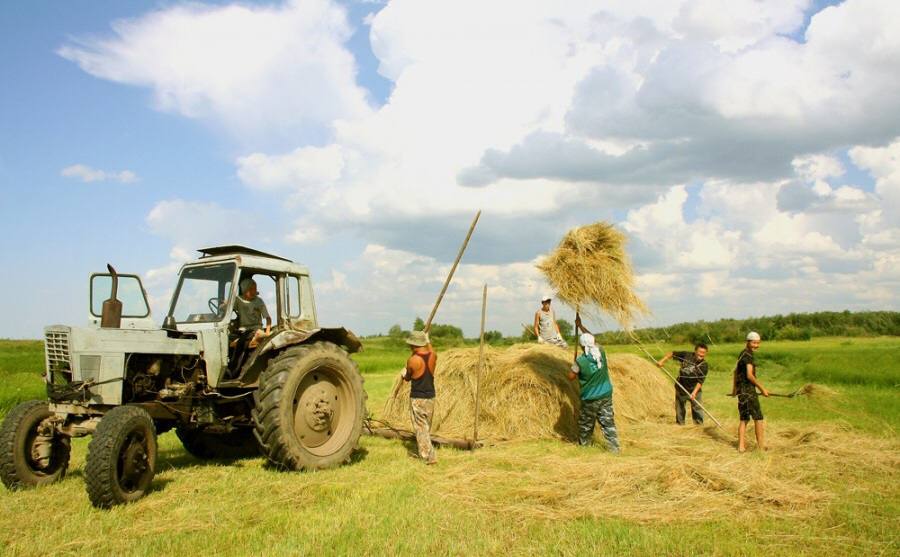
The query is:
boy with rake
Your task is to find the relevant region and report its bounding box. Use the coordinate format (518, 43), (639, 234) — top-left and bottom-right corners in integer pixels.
(732, 332), (770, 452)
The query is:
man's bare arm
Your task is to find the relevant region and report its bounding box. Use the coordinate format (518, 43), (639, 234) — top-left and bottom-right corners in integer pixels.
(691, 383), (701, 399)
(657, 351), (673, 368)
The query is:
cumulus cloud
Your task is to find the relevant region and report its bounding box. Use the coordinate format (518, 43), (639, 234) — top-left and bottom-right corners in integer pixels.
(146, 199), (260, 250)
(461, 1), (900, 189)
(68, 0), (900, 333)
(61, 164), (137, 183)
(314, 243), (552, 334)
(237, 145), (345, 191)
(58, 0), (372, 145)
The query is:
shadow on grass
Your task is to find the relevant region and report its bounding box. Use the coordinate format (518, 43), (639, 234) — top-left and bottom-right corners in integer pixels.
(259, 444), (370, 472)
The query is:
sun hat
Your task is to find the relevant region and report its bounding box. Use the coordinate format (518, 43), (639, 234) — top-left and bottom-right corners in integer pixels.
(406, 330), (430, 347)
(746, 331), (761, 341)
(541, 294), (552, 302)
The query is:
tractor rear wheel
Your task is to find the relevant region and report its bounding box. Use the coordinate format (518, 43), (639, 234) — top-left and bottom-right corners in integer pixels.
(85, 405), (157, 508)
(176, 426), (260, 460)
(253, 342), (366, 470)
(0, 400), (70, 490)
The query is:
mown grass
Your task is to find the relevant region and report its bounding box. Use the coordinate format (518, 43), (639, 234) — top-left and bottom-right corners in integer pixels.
(0, 336), (897, 556)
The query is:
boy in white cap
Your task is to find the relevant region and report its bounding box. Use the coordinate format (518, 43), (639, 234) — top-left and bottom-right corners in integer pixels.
(732, 331), (769, 452)
(568, 332), (619, 452)
(533, 295), (567, 347)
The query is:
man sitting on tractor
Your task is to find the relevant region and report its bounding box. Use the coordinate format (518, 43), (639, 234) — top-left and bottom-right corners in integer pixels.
(229, 277), (272, 374)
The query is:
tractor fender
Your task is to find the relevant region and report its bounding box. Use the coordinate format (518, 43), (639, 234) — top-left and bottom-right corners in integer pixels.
(259, 327), (362, 356)
(237, 327), (363, 386)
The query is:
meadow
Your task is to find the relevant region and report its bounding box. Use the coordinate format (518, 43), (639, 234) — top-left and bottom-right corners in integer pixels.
(0, 336), (897, 556)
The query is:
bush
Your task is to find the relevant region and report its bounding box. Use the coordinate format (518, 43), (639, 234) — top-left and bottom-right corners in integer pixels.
(484, 330), (503, 344)
(429, 323), (464, 339)
(776, 325), (812, 341)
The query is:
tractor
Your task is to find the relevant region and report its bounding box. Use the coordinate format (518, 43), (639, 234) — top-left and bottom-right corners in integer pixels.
(0, 246), (366, 507)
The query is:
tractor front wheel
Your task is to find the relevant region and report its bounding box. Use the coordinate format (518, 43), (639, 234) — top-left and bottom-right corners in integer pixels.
(85, 405), (157, 508)
(0, 400), (70, 490)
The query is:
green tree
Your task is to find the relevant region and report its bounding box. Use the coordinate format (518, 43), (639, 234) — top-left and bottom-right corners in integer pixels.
(557, 319), (574, 341)
(429, 323), (464, 338)
(483, 330), (503, 344)
(388, 324), (404, 339)
(413, 316), (425, 331)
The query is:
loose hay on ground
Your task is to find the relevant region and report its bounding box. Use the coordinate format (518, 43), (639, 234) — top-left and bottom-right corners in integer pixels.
(432, 423), (900, 523)
(384, 343), (671, 442)
(536, 221), (647, 327)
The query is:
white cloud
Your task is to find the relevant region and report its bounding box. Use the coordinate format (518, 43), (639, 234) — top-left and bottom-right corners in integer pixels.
(237, 145), (345, 191)
(61, 164), (137, 183)
(68, 0), (900, 333)
(792, 154), (845, 182)
(58, 0), (372, 145)
(850, 139), (900, 224)
(315, 243), (552, 335)
(146, 199), (255, 249)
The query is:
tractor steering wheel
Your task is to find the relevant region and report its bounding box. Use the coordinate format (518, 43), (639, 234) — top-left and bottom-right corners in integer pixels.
(208, 297), (223, 315)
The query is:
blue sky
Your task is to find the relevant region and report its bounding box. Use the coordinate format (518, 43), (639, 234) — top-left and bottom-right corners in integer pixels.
(1, 0), (898, 339)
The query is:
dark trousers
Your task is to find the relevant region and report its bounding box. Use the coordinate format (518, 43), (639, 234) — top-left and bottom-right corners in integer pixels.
(675, 387), (704, 425)
(228, 329), (257, 377)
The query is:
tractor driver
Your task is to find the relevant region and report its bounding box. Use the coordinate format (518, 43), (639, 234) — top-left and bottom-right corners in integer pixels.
(229, 278), (272, 375)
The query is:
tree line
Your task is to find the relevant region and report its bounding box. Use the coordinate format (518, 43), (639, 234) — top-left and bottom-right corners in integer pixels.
(375, 310), (899, 346)
(593, 310), (900, 345)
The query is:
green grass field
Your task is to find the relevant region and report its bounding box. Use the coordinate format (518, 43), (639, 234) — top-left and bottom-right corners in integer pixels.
(1, 336), (898, 556)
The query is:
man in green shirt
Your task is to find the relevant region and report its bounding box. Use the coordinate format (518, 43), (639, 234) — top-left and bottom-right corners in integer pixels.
(568, 333), (619, 453)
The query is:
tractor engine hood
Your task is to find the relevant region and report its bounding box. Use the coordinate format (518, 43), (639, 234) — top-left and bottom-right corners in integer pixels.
(45, 325), (201, 405)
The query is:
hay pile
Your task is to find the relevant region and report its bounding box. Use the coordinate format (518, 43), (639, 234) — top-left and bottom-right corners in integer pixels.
(434, 422), (900, 523)
(383, 343), (671, 442)
(536, 221), (647, 327)
(794, 383), (838, 398)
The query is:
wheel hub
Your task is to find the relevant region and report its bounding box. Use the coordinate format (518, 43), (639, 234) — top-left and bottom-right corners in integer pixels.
(303, 389), (335, 431)
(30, 434), (54, 470)
(294, 373), (342, 449)
(121, 438), (148, 486)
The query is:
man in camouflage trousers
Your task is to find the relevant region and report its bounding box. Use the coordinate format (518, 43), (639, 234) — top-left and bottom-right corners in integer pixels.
(400, 330), (437, 464)
(568, 332), (620, 453)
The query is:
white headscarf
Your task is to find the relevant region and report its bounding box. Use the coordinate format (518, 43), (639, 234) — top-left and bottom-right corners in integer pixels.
(579, 333), (603, 366)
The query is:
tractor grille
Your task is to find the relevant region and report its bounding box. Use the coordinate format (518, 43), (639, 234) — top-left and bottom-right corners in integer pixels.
(45, 329), (72, 373)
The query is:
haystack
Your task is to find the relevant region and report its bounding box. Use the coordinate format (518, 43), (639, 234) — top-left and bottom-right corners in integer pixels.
(383, 344), (670, 442)
(536, 221), (647, 328)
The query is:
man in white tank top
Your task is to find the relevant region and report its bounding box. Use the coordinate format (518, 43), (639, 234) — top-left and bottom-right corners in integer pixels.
(533, 295), (567, 348)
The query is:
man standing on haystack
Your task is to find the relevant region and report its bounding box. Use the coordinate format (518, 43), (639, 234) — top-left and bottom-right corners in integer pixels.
(732, 332), (769, 452)
(656, 343), (709, 425)
(568, 332), (620, 453)
(534, 295), (567, 347)
(400, 330), (438, 464)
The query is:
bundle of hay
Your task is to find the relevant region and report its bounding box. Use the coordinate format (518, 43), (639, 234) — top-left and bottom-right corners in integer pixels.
(536, 221), (647, 328)
(383, 344), (670, 442)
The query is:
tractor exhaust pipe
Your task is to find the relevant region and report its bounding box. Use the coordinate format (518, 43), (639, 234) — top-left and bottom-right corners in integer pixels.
(100, 264), (123, 329)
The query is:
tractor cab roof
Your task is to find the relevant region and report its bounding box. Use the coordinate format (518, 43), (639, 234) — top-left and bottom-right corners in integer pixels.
(190, 245), (309, 275)
(198, 245), (292, 262)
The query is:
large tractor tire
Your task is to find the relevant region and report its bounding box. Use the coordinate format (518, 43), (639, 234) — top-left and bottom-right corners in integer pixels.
(85, 405), (157, 508)
(0, 400), (70, 490)
(253, 342), (366, 470)
(176, 426), (260, 460)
